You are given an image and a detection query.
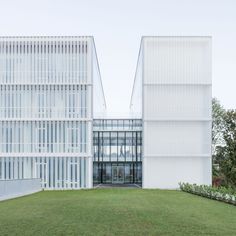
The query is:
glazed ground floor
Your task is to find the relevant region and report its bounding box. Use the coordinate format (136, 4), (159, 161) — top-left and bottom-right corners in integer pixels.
(93, 162), (142, 185)
(0, 157), (141, 189)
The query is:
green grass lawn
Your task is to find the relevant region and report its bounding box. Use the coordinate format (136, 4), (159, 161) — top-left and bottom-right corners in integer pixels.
(0, 189), (235, 236)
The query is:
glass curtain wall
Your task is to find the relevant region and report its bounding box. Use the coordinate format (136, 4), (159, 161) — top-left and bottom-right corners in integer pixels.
(93, 119), (142, 185)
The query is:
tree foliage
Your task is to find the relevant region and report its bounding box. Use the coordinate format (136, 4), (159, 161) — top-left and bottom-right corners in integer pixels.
(216, 110), (236, 188)
(212, 97), (225, 157)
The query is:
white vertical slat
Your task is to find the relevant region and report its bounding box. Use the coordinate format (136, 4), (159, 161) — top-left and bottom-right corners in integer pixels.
(80, 157), (84, 188)
(62, 157), (65, 189)
(59, 157), (62, 189)
(41, 157), (45, 188)
(10, 157), (14, 179)
(72, 157), (75, 189)
(46, 157), (49, 189)
(50, 157), (54, 189)
(1, 157), (5, 180)
(14, 157), (18, 179)
(32, 156), (36, 178)
(5, 157), (9, 179)
(68, 156), (71, 189)
(55, 157), (58, 189)
(66, 157), (69, 189)
(19, 157), (22, 179)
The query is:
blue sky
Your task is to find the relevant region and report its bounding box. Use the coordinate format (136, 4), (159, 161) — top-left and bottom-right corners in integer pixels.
(0, 0), (236, 114)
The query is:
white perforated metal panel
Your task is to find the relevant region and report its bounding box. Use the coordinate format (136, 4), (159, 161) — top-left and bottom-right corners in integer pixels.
(0, 37), (105, 189)
(132, 36), (212, 189)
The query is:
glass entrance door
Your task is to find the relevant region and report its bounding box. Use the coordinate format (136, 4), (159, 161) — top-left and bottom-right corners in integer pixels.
(112, 165), (124, 184)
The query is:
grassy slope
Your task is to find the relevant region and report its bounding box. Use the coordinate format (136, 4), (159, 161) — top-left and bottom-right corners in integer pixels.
(0, 189), (235, 236)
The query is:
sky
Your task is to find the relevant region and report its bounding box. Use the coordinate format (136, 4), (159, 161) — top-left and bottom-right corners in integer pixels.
(0, 0), (236, 115)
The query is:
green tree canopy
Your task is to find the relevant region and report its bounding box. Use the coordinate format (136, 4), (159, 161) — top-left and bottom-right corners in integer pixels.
(216, 110), (236, 188)
(212, 98), (225, 157)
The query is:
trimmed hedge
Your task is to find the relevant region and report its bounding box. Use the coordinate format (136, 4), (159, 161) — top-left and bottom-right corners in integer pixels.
(179, 182), (236, 206)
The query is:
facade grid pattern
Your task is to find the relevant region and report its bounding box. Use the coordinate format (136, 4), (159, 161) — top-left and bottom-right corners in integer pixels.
(0, 37), (102, 189)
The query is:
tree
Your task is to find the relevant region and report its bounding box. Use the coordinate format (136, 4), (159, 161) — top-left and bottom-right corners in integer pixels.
(212, 98), (225, 159)
(216, 110), (236, 188)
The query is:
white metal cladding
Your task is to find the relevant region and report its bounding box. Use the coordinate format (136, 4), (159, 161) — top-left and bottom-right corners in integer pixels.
(0, 121), (87, 154)
(0, 85), (89, 119)
(144, 121), (211, 156)
(0, 157), (88, 189)
(143, 156), (211, 189)
(0, 37), (91, 84)
(144, 85), (211, 120)
(0, 36), (105, 189)
(143, 37), (211, 85)
(132, 36), (212, 189)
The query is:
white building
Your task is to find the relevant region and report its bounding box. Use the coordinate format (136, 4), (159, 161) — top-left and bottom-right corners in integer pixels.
(0, 36), (105, 189)
(131, 36), (212, 188)
(0, 36), (211, 190)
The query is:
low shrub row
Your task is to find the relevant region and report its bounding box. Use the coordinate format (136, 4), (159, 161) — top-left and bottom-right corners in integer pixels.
(179, 182), (236, 206)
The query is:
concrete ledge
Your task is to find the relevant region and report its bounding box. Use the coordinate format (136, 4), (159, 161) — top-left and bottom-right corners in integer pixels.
(0, 189), (42, 202)
(0, 178), (42, 202)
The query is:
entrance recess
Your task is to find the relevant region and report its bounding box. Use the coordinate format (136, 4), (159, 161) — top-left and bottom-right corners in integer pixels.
(112, 165), (124, 184)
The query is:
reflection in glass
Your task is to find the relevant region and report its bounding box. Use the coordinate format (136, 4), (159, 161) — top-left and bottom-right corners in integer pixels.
(125, 132), (133, 161)
(93, 119), (142, 184)
(102, 132), (110, 161)
(125, 164), (133, 183)
(110, 132), (117, 161)
(93, 163), (99, 184)
(103, 164), (112, 183)
(118, 132), (125, 161)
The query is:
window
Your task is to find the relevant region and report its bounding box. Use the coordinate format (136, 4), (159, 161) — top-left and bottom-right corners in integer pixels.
(37, 91), (45, 118)
(118, 132), (125, 161)
(35, 159), (47, 187)
(67, 127), (79, 152)
(102, 132), (110, 161)
(68, 91), (79, 118)
(93, 132), (99, 161)
(37, 124), (46, 152)
(110, 132), (117, 161)
(125, 132), (133, 161)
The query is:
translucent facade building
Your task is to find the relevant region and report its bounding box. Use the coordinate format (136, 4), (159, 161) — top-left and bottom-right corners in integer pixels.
(131, 36), (212, 188)
(0, 36), (211, 190)
(0, 36), (105, 189)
